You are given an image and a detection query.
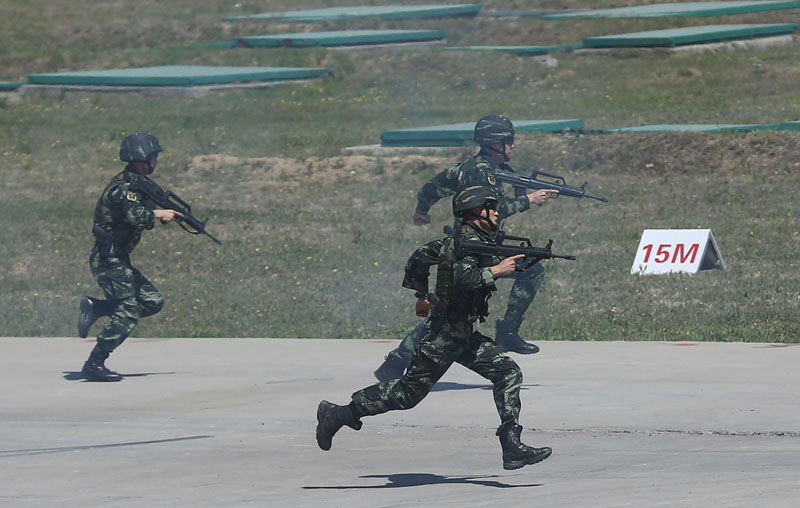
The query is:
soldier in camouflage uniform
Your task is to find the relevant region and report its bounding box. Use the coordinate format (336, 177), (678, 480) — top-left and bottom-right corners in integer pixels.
(316, 185), (552, 470)
(374, 115), (558, 381)
(77, 133), (183, 382)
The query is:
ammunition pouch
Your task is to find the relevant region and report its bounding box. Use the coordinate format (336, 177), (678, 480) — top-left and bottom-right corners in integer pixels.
(426, 294), (449, 336)
(92, 224), (114, 256)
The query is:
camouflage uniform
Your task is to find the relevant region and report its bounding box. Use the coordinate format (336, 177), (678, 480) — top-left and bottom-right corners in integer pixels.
(415, 150), (531, 220)
(89, 169), (162, 353)
(317, 184), (551, 468)
(382, 150), (545, 367)
(351, 221), (523, 432)
(77, 133), (167, 381)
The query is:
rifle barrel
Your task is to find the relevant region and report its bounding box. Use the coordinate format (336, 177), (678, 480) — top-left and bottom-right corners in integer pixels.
(205, 231), (222, 245)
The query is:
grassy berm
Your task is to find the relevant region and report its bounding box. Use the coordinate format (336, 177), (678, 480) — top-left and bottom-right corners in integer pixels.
(0, 0), (798, 342)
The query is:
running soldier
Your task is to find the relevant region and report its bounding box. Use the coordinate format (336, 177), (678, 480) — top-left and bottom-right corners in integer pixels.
(374, 114), (557, 381)
(77, 133), (182, 382)
(316, 185), (552, 470)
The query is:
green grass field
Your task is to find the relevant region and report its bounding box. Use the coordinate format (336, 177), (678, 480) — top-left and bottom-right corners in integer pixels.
(1, 1), (798, 342)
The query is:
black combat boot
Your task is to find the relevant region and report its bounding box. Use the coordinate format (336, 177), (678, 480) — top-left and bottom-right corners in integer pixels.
(495, 319), (540, 355)
(81, 348), (122, 382)
(373, 354), (407, 382)
(498, 424), (551, 470)
(316, 400), (362, 451)
(78, 296), (113, 338)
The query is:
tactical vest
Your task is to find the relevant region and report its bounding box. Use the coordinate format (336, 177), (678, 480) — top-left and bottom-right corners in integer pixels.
(435, 224), (496, 323)
(92, 170), (149, 256)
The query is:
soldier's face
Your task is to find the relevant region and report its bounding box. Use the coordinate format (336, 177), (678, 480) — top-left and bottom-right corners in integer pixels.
(473, 205), (499, 232)
(503, 141), (514, 159)
(146, 153), (158, 173)
(130, 160), (149, 175)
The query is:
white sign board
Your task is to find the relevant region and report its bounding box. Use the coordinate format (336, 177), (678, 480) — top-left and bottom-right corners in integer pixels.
(631, 229), (725, 275)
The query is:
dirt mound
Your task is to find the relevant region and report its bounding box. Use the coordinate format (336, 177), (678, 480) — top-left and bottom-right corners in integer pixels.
(185, 131), (799, 193)
(186, 153), (457, 186)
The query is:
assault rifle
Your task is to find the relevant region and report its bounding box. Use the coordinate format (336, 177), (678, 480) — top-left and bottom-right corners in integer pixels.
(132, 176), (222, 245)
(444, 226), (575, 270)
(494, 169), (608, 202)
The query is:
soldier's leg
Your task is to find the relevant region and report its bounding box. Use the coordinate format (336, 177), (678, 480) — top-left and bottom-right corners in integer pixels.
(356, 320), (464, 416)
(457, 332), (523, 430)
(495, 262), (545, 354)
(392, 321), (426, 363)
(79, 250), (117, 338)
(81, 255), (140, 381)
(458, 332), (551, 469)
(95, 272), (141, 352)
(317, 320), (466, 450)
(374, 321), (425, 382)
(131, 266), (164, 318)
(78, 295), (114, 338)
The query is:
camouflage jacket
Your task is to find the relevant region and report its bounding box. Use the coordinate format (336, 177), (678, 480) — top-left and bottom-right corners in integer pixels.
(414, 150), (531, 220)
(403, 222), (499, 323)
(92, 169), (156, 256)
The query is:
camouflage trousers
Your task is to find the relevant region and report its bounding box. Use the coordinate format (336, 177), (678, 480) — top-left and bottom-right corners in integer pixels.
(387, 262), (545, 363)
(351, 317), (523, 432)
(89, 249), (163, 353)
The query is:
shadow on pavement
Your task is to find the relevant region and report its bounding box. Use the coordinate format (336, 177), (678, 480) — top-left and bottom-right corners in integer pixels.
(431, 382), (538, 392)
(62, 371), (176, 381)
(303, 472), (543, 489)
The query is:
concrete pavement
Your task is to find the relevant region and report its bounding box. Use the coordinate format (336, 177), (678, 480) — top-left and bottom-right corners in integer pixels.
(1, 337), (798, 507)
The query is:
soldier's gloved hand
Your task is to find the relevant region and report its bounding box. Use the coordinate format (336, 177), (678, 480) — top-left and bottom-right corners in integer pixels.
(412, 213), (431, 226)
(415, 298), (435, 317)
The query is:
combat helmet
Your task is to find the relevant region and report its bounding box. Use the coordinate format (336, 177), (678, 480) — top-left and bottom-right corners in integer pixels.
(452, 184), (498, 218)
(473, 114), (515, 147)
(119, 132), (162, 163)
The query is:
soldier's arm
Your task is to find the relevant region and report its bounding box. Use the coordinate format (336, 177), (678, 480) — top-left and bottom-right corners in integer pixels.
(495, 166), (530, 219)
(460, 162), (531, 220)
(453, 251), (524, 289)
(414, 165), (461, 216)
(452, 255), (497, 291)
(499, 163), (555, 215)
(497, 193), (531, 220)
(113, 185), (156, 230)
(401, 238), (444, 296)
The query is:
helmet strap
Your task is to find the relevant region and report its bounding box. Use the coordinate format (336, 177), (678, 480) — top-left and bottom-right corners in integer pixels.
(464, 205), (498, 232)
(480, 144), (509, 163)
(482, 204), (498, 231)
